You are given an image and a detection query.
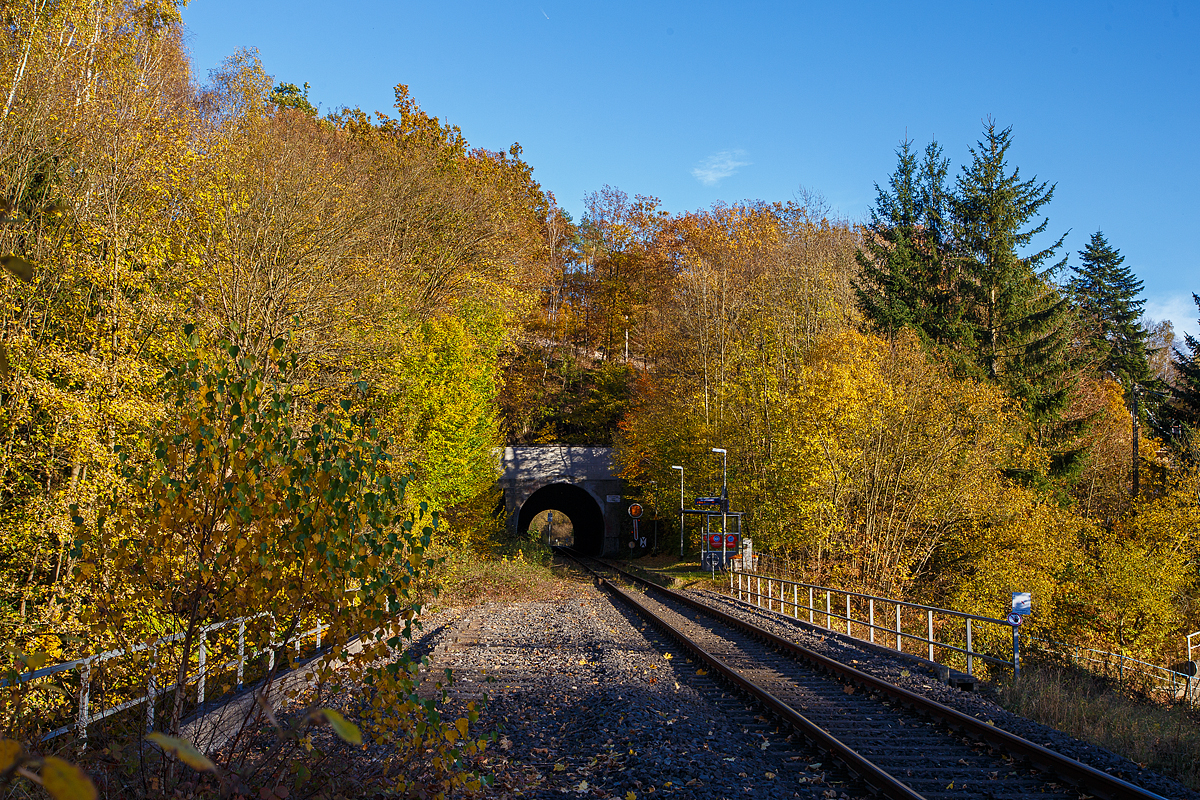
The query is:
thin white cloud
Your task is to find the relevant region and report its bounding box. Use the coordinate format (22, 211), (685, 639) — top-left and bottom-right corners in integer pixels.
(692, 150), (751, 186)
(1144, 292), (1200, 341)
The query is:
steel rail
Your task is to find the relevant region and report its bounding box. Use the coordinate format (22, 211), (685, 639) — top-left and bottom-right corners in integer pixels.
(563, 551), (1170, 800)
(558, 551), (921, 798)
(601, 577), (925, 799)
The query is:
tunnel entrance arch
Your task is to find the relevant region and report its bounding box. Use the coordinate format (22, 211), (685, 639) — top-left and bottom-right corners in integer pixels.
(497, 446), (626, 556)
(517, 483), (605, 555)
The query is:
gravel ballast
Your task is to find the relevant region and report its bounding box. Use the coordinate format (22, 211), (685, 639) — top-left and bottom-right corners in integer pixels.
(417, 586), (853, 798)
(271, 561), (1195, 799)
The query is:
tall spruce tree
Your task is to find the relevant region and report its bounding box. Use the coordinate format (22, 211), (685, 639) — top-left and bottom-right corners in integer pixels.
(1070, 230), (1153, 387)
(1169, 293), (1200, 430)
(950, 121), (1074, 429)
(856, 139), (966, 357)
(856, 138), (923, 335)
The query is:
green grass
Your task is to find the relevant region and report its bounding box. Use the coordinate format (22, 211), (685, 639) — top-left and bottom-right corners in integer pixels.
(428, 543), (625, 609)
(616, 554), (726, 590)
(996, 655), (1200, 790)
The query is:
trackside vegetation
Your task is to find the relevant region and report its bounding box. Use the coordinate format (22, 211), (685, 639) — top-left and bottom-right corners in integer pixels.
(3, 2), (1200, 798)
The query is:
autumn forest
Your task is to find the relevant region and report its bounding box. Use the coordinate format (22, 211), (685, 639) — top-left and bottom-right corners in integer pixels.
(4, 2), (1200, 780)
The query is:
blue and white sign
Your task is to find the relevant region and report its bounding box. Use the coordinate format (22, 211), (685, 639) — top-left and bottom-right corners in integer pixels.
(1011, 592), (1031, 616)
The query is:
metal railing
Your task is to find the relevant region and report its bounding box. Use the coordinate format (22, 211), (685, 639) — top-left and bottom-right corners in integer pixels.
(728, 570), (1017, 676)
(1029, 636), (1197, 705)
(6, 613), (329, 745)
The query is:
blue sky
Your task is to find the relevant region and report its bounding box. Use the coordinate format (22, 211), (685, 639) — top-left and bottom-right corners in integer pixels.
(182, 0), (1199, 338)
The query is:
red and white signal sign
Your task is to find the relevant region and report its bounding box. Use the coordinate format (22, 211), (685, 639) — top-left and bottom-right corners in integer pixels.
(628, 503), (643, 519)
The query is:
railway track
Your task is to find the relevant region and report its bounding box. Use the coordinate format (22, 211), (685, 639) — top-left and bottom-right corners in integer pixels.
(557, 548), (1169, 800)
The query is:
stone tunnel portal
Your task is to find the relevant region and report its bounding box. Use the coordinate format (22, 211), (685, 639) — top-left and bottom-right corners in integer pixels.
(517, 483), (606, 556)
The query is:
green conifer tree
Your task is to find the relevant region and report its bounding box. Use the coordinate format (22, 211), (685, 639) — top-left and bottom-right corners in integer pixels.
(1070, 230), (1152, 387)
(856, 140), (965, 357)
(855, 139), (922, 334)
(950, 121), (1074, 430)
(1169, 294), (1200, 429)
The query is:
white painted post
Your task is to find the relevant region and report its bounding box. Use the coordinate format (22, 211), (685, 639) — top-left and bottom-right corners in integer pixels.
(808, 587), (814, 623)
(793, 584), (798, 618)
(77, 660), (92, 745)
(927, 610), (934, 662)
(846, 594), (852, 636)
(966, 619), (973, 676)
(895, 605), (902, 652)
(869, 599), (875, 643)
(825, 591), (832, 629)
(738, 572), (743, 601)
(146, 645), (158, 732)
(237, 618), (246, 690)
(197, 633), (207, 705)
(757, 576), (762, 608)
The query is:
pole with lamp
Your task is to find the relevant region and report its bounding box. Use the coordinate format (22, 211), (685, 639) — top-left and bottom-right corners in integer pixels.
(712, 448), (727, 574)
(671, 465), (684, 558)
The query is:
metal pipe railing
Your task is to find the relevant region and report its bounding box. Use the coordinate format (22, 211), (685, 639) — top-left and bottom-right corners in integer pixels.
(732, 570), (1016, 674)
(1029, 636), (1196, 705)
(4, 612), (330, 744)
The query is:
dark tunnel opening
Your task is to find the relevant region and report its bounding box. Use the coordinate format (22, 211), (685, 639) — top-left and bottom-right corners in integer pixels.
(517, 483), (605, 556)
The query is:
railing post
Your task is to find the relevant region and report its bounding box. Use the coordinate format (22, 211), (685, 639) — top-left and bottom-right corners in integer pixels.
(793, 584), (798, 618)
(966, 619), (973, 676)
(77, 660), (92, 746)
(869, 599), (875, 643)
(738, 572), (742, 602)
(808, 587), (814, 623)
(267, 616), (277, 673)
(927, 610), (934, 662)
(147, 645), (158, 733)
(825, 591), (831, 629)
(896, 605), (902, 652)
(1012, 623), (1020, 679)
(237, 618), (246, 691)
(757, 577), (762, 608)
(197, 633), (207, 706)
(846, 594), (852, 636)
